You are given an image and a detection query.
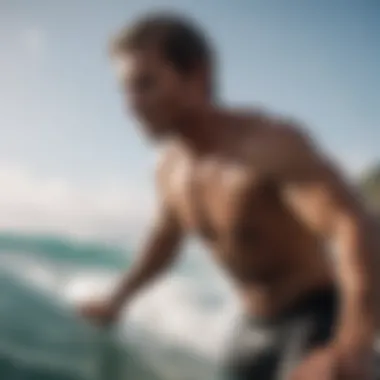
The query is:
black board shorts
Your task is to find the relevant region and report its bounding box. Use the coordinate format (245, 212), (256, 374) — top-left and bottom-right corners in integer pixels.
(222, 287), (339, 380)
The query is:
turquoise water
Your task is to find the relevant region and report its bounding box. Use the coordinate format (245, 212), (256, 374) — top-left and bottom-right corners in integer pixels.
(0, 233), (129, 269)
(0, 233), (216, 380)
(2, 232), (377, 379)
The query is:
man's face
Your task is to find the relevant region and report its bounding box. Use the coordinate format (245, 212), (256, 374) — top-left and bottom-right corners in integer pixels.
(114, 50), (190, 140)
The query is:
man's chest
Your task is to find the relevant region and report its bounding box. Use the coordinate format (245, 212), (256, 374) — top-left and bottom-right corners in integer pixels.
(165, 158), (273, 237)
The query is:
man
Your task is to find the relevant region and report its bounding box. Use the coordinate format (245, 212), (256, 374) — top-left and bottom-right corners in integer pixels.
(80, 13), (377, 380)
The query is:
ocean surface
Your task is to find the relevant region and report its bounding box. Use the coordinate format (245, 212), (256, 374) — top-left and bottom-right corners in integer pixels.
(0, 233), (230, 380)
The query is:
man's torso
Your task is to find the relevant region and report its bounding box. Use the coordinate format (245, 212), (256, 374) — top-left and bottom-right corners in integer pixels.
(159, 111), (333, 316)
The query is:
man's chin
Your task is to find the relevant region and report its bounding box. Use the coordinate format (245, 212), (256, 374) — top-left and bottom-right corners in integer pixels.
(148, 126), (171, 141)
(143, 130), (167, 145)
(139, 119), (172, 141)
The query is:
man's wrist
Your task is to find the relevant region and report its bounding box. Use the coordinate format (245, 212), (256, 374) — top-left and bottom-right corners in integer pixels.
(109, 287), (130, 313)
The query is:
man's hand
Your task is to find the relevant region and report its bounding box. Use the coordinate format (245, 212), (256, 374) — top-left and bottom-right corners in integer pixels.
(290, 345), (373, 380)
(78, 300), (120, 327)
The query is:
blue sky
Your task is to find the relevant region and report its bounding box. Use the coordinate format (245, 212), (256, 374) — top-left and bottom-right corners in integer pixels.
(0, 0), (379, 238)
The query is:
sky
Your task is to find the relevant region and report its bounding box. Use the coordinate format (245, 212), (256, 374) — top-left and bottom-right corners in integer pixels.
(0, 0), (379, 241)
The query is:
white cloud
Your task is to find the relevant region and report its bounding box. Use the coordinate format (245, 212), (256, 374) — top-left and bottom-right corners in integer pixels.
(0, 164), (154, 241)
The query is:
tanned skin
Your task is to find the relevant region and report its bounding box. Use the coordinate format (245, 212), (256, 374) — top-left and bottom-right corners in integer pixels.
(80, 47), (377, 379)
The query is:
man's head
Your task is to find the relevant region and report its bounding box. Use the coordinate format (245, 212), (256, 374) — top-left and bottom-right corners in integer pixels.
(110, 13), (215, 139)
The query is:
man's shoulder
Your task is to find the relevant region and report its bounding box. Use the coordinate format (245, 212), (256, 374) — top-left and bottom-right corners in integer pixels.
(240, 106), (304, 131)
(230, 107), (309, 144)
(231, 107), (320, 173)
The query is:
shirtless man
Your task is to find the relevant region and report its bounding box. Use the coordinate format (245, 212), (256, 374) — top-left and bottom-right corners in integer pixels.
(80, 13), (377, 380)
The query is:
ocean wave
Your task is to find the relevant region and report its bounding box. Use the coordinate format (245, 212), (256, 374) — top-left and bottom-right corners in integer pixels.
(0, 233), (129, 269)
(0, 233), (235, 379)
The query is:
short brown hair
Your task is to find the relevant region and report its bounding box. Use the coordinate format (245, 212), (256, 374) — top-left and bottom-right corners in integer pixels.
(111, 12), (214, 76)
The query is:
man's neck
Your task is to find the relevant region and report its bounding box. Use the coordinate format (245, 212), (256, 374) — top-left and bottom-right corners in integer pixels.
(175, 105), (225, 155)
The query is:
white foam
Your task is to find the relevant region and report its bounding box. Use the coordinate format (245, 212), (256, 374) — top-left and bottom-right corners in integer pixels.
(125, 276), (238, 358)
(1, 253), (238, 359)
(63, 271), (238, 359)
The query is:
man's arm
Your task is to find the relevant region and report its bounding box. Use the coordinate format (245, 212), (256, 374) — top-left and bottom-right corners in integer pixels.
(109, 203), (183, 311)
(269, 122), (377, 350)
(79, 151), (184, 325)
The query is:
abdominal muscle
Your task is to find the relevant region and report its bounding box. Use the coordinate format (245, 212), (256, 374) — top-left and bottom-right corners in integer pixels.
(203, 223), (334, 318)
